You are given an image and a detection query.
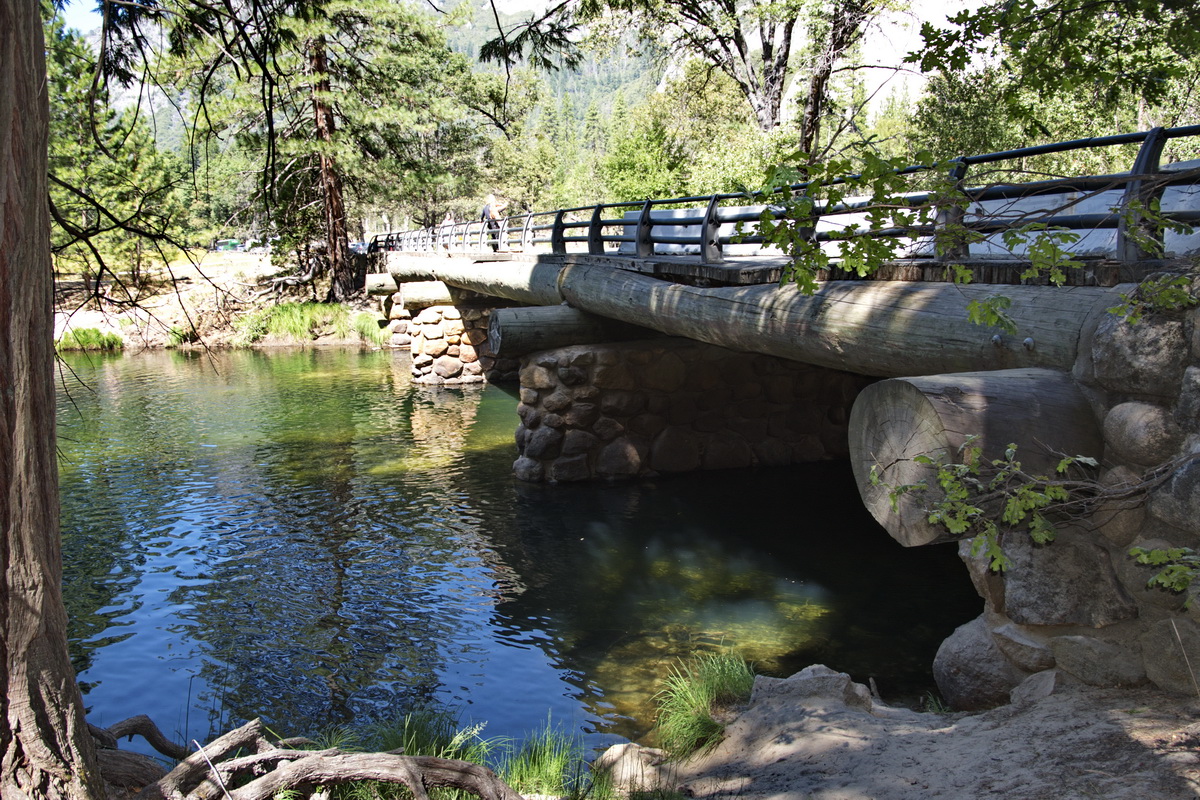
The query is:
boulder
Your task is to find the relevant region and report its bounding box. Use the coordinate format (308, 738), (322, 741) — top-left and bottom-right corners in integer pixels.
(1148, 456), (1200, 536)
(593, 744), (677, 796)
(749, 665), (874, 713)
(1104, 402), (1183, 466)
(1140, 617), (1200, 694)
(1051, 635), (1145, 687)
(1000, 531), (1137, 628)
(1091, 312), (1187, 398)
(933, 615), (1027, 710)
(1009, 669), (1072, 706)
(992, 623), (1056, 672)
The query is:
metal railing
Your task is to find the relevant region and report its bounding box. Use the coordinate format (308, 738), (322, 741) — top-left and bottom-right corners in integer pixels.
(370, 125), (1200, 266)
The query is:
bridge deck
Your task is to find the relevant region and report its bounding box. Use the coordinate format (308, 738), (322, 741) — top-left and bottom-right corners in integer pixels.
(391, 250), (1188, 288)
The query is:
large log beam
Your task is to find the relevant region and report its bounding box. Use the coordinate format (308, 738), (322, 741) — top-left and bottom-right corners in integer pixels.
(386, 252), (1126, 378)
(556, 262), (1124, 378)
(848, 368), (1104, 547)
(365, 272), (398, 296)
(487, 306), (659, 357)
(400, 280), (455, 310)
(387, 253), (564, 306)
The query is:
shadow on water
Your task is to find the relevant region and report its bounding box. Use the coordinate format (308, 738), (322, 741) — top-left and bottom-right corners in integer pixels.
(57, 348), (978, 751)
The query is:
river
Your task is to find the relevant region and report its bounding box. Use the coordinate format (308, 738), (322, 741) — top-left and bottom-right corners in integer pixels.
(57, 347), (979, 751)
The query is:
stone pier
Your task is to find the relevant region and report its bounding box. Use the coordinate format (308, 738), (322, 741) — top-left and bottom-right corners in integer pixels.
(511, 338), (873, 483)
(388, 300), (520, 385)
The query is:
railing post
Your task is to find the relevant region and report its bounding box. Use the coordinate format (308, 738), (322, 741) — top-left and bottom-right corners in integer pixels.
(636, 200), (653, 258)
(588, 205), (605, 255)
(552, 210), (567, 254)
(700, 194), (723, 264)
(934, 160), (970, 263)
(1117, 126), (1168, 263)
(522, 211), (534, 251)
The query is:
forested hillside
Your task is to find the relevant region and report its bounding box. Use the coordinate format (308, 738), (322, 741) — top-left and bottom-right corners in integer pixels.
(47, 0), (1200, 297)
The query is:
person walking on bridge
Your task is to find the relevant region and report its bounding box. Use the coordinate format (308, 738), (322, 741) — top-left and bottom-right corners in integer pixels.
(482, 193), (507, 252)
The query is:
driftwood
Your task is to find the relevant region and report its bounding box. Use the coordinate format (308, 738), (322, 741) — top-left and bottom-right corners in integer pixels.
(87, 715), (523, 800)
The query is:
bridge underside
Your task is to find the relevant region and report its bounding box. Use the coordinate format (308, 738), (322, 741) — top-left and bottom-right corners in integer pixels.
(379, 249), (1200, 711)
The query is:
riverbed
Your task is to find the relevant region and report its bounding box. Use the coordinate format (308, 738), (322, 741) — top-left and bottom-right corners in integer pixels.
(57, 347), (979, 750)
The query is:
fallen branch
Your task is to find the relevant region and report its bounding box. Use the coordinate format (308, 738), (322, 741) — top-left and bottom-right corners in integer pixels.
(108, 714), (192, 761)
(222, 752), (524, 800)
(126, 718), (524, 800)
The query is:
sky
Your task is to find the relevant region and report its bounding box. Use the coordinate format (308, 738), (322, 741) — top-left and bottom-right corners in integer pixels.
(58, 0), (101, 35)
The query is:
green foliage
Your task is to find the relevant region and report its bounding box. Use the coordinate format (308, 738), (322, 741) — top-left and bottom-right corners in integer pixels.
(873, 439), (1098, 572)
(745, 149), (956, 294)
(167, 325), (201, 347)
(1109, 273), (1199, 324)
(353, 312), (389, 346)
(358, 710), (607, 800)
(1130, 547), (1200, 598)
(232, 302), (385, 346)
(910, 1), (1200, 116)
(496, 719), (590, 798)
(370, 709), (495, 764)
(55, 328), (125, 352)
(46, 19), (190, 287)
(653, 652), (754, 757)
(921, 691), (952, 714)
(1003, 224), (1082, 286)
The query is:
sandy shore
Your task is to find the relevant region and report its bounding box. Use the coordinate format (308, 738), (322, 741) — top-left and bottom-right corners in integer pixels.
(600, 666), (1200, 800)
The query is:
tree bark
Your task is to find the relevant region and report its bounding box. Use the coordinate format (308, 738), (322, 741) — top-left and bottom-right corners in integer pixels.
(0, 0), (104, 796)
(847, 369), (1104, 547)
(798, 0), (876, 158)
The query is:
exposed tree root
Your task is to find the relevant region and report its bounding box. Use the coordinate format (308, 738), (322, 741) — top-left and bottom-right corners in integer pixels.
(89, 716), (524, 800)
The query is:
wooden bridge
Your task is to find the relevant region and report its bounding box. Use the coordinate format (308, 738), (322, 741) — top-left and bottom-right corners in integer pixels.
(369, 126), (1200, 549)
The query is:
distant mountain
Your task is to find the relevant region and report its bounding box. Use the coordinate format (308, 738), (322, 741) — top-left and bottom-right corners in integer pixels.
(446, 0), (659, 122)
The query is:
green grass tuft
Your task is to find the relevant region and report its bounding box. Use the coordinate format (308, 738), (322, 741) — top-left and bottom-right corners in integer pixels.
(231, 302), (386, 346)
(167, 325), (200, 346)
(56, 327), (124, 351)
(496, 719), (589, 798)
(653, 652), (754, 757)
(353, 311), (389, 346)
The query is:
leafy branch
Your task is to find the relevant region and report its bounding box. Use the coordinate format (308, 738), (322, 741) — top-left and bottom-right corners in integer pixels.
(872, 440), (1196, 576)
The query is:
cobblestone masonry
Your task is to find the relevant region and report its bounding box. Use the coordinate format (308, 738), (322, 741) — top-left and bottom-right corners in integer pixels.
(934, 274), (1200, 707)
(510, 338), (873, 483)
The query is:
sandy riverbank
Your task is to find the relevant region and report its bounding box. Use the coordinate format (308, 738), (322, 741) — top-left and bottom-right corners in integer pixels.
(599, 665), (1200, 800)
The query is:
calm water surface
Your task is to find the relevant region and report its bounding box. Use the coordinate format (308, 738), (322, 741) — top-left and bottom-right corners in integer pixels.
(57, 348), (979, 750)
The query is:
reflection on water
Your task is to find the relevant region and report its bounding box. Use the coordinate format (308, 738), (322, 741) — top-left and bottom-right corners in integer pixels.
(58, 348), (978, 749)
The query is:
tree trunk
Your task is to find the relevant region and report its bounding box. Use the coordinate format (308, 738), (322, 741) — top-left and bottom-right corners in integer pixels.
(310, 37), (355, 302)
(798, 0), (876, 159)
(0, 1), (104, 797)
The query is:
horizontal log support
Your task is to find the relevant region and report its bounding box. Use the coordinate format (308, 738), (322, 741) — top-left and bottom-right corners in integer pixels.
(386, 252), (1126, 379)
(387, 253), (564, 307)
(365, 272), (398, 296)
(556, 262), (1125, 378)
(487, 306), (659, 358)
(400, 281), (455, 310)
(848, 368), (1104, 547)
